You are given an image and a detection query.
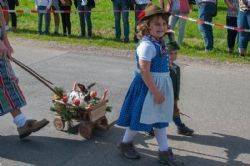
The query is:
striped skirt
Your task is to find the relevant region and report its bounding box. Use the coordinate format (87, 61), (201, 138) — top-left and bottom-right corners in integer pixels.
(0, 57), (26, 116)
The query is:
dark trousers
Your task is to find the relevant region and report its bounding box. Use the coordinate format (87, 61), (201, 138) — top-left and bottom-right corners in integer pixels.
(77, 3), (92, 37)
(112, 0), (129, 40)
(226, 16), (238, 49)
(7, 0), (17, 27)
(60, 6), (71, 35)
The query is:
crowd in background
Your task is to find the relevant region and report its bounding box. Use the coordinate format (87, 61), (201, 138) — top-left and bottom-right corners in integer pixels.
(0, 0), (249, 56)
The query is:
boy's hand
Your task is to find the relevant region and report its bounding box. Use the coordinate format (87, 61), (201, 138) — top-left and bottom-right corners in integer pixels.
(61, 0), (66, 4)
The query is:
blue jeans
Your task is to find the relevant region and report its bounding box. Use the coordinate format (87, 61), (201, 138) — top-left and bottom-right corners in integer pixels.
(113, 0), (130, 40)
(78, 3), (92, 37)
(37, 6), (50, 34)
(169, 12), (187, 46)
(198, 3), (216, 50)
(237, 10), (250, 52)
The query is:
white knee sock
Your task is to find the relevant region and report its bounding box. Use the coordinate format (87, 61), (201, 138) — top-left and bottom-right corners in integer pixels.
(13, 113), (27, 128)
(154, 128), (169, 151)
(122, 128), (138, 143)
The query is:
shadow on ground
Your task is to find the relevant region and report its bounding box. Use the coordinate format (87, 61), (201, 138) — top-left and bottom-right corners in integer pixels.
(1, 128), (249, 166)
(168, 132), (250, 166)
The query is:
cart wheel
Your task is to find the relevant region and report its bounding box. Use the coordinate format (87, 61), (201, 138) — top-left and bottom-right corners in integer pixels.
(79, 122), (93, 139)
(97, 116), (108, 130)
(54, 117), (65, 131)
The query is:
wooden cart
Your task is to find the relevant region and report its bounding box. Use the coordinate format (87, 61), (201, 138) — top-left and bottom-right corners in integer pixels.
(52, 99), (109, 139)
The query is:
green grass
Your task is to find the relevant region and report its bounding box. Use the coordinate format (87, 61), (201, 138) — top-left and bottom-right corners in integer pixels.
(8, 0), (250, 63)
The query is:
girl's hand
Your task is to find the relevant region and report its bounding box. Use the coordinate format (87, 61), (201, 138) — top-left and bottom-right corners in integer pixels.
(3, 36), (13, 60)
(154, 92), (165, 104)
(0, 40), (8, 58)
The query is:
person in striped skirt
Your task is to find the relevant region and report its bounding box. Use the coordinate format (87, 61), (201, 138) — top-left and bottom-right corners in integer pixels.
(0, 6), (49, 139)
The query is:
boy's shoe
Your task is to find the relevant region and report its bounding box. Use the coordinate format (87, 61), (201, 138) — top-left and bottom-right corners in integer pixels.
(159, 148), (184, 166)
(17, 119), (49, 139)
(177, 124), (194, 136)
(118, 142), (140, 159)
(146, 129), (155, 137)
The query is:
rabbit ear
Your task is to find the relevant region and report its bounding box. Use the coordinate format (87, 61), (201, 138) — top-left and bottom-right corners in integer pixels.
(101, 89), (108, 101)
(78, 83), (86, 91)
(72, 82), (77, 90)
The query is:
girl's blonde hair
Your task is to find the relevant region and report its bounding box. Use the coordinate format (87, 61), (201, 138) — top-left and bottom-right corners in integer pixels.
(137, 14), (169, 39)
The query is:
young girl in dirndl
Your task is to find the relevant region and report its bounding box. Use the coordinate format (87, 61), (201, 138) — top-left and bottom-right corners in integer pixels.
(116, 3), (183, 166)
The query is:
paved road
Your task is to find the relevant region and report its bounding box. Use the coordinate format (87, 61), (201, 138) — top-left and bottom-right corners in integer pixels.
(0, 40), (250, 166)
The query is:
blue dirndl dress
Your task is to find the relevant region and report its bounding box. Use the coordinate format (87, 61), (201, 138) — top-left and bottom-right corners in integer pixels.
(117, 36), (174, 132)
(0, 57), (26, 116)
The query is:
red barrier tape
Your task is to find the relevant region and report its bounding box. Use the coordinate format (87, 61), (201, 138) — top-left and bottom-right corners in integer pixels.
(2, 9), (250, 32)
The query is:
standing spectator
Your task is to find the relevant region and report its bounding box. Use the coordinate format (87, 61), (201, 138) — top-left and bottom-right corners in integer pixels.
(224, 0), (239, 54)
(59, 0), (72, 37)
(133, 0), (151, 43)
(35, 0), (52, 35)
(0, 0), (10, 31)
(197, 0), (217, 51)
(112, 0), (130, 43)
(51, 0), (60, 35)
(167, 0), (191, 46)
(237, 0), (250, 56)
(76, 0), (95, 38)
(7, 0), (18, 32)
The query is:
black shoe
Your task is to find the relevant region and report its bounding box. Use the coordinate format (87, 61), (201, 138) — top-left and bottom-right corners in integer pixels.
(118, 142), (140, 159)
(177, 124), (194, 136)
(54, 32), (60, 36)
(114, 37), (121, 42)
(124, 38), (129, 43)
(133, 35), (139, 43)
(44, 31), (50, 35)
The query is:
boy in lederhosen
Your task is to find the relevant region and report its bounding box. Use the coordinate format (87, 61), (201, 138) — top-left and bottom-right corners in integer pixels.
(147, 36), (194, 137)
(168, 41), (194, 136)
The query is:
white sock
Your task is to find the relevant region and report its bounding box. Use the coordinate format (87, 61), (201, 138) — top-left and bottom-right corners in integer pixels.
(154, 128), (169, 151)
(122, 128), (138, 143)
(13, 113), (27, 128)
